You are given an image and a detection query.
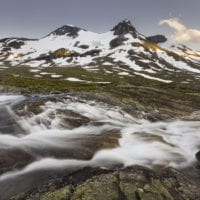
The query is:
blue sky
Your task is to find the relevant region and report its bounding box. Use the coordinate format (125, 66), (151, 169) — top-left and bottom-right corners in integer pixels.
(0, 0), (200, 48)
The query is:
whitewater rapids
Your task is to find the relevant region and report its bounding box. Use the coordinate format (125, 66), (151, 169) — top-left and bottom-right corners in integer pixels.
(0, 93), (199, 182)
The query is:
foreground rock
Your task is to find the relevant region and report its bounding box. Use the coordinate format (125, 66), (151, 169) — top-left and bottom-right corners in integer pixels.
(196, 150), (200, 164)
(0, 107), (26, 135)
(11, 166), (200, 200)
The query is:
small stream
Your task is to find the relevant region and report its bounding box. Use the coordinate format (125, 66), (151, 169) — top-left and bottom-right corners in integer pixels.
(0, 94), (199, 199)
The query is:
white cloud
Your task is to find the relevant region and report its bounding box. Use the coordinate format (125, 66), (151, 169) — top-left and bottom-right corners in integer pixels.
(159, 18), (200, 43)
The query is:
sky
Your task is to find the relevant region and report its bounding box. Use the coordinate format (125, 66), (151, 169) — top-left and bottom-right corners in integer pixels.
(0, 0), (200, 48)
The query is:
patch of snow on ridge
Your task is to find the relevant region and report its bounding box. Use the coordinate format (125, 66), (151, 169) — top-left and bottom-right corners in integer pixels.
(111, 50), (143, 71)
(10, 31), (116, 61)
(65, 77), (111, 84)
(134, 72), (172, 83)
(118, 72), (129, 75)
(27, 60), (46, 67)
(65, 77), (87, 82)
(77, 30), (115, 50)
(51, 74), (63, 78)
(157, 51), (200, 74)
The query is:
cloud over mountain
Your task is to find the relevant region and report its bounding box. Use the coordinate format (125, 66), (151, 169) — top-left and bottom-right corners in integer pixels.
(159, 18), (200, 43)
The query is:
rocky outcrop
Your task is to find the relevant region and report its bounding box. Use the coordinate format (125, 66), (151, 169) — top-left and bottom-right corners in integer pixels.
(147, 35), (167, 44)
(80, 49), (101, 57)
(48, 25), (83, 38)
(111, 19), (137, 36)
(110, 36), (128, 48)
(0, 148), (34, 175)
(77, 44), (89, 49)
(52, 48), (71, 58)
(0, 38), (37, 50)
(11, 166), (200, 200)
(0, 107), (26, 135)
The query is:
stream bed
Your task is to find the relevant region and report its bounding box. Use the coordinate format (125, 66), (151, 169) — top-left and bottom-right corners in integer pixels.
(0, 94), (199, 199)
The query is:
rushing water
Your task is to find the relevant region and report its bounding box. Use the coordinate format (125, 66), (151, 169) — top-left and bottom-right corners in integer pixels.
(0, 94), (199, 198)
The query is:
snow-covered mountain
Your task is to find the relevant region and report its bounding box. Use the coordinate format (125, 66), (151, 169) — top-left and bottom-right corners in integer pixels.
(0, 20), (200, 83)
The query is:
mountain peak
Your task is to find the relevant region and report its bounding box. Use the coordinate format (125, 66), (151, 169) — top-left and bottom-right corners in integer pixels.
(48, 25), (84, 38)
(111, 19), (137, 35)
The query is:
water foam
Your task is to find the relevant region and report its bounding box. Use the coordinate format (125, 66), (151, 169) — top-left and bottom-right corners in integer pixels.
(0, 94), (199, 180)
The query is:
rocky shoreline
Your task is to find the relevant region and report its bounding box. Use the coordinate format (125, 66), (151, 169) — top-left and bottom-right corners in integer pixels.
(10, 166), (200, 200)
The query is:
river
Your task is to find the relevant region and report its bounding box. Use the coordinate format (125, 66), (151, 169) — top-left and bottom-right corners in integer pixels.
(0, 94), (199, 199)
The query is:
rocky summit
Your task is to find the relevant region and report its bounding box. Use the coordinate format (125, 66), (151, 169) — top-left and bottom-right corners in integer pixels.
(47, 25), (83, 38)
(0, 19), (200, 86)
(111, 19), (137, 35)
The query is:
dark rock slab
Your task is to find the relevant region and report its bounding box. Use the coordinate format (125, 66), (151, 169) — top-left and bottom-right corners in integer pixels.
(0, 148), (34, 175)
(110, 36), (128, 48)
(0, 107), (25, 135)
(147, 35), (167, 44)
(196, 150), (200, 164)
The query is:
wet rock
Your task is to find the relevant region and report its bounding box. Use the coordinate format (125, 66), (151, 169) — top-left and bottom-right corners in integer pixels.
(196, 151), (200, 164)
(0, 107), (25, 135)
(181, 111), (200, 121)
(0, 148), (34, 175)
(147, 35), (167, 44)
(13, 101), (45, 116)
(13, 96), (92, 129)
(57, 109), (91, 128)
(12, 96), (57, 116)
(23, 130), (120, 160)
(12, 166), (200, 200)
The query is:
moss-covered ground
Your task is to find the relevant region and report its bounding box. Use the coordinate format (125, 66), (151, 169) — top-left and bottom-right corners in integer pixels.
(0, 65), (200, 119)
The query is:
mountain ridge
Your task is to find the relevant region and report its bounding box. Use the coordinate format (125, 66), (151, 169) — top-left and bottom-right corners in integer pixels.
(0, 19), (200, 85)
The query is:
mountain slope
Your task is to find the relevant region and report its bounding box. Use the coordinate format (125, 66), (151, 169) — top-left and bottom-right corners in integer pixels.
(0, 19), (200, 85)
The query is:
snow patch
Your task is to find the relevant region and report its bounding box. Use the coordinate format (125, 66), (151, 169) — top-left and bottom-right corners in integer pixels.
(134, 72), (172, 83)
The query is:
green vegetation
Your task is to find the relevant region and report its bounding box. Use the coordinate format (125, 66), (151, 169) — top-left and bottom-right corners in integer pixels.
(14, 166), (200, 200)
(0, 65), (200, 120)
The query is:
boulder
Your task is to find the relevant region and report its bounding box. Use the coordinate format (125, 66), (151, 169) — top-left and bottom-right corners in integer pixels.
(52, 48), (71, 58)
(110, 36), (128, 48)
(0, 107), (26, 135)
(196, 150), (200, 164)
(147, 35), (167, 44)
(0, 148), (34, 175)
